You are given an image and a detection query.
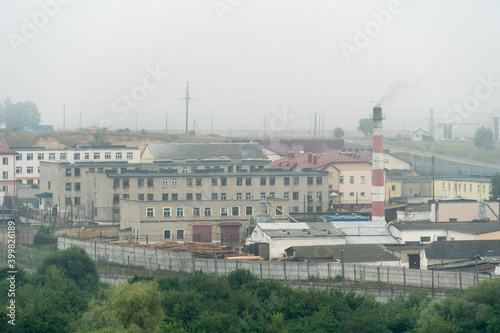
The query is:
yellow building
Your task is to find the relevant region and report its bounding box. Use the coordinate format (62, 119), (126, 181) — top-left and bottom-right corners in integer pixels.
(385, 179), (402, 202)
(434, 177), (492, 201)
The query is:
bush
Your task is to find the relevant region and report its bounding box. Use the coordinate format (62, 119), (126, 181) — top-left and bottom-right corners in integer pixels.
(33, 225), (56, 245)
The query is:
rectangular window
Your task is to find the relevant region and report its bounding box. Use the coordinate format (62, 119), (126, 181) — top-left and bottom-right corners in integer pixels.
(122, 194), (129, 199)
(27, 153), (33, 161)
(260, 177), (267, 185)
(236, 177), (242, 186)
(15, 167), (22, 174)
(420, 236), (431, 242)
(127, 152), (133, 160)
(16, 154), (21, 161)
(105, 152), (111, 159)
(37, 153), (43, 160)
(138, 178), (144, 187)
(147, 194), (153, 201)
(245, 177), (252, 186)
(349, 192), (355, 197)
(293, 192), (299, 200)
(260, 192), (266, 199)
(437, 236), (446, 241)
(307, 192), (313, 200)
(186, 178), (193, 186)
(196, 193), (202, 200)
(138, 194), (144, 201)
(2, 157), (7, 165)
(65, 183), (71, 191)
(246, 193), (252, 200)
(176, 229), (184, 239)
(75, 182), (81, 191)
(74, 197), (81, 205)
(176, 208), (184, 217)
(293, 176), (299, 185)
(339, 176), (344, 184)
(391, 185), (396, 191)
(193, 207), (200, 216)
(221, 207), (228, 216)
(236, 193), (242, 200)
(66, 168), (71, 176)
(162, 178), (168, 187)
(232, 206), (240, 216)
(284, 192), (289, 199)
(204, 207), (212, 216)
(116, 152), (122, 160)
(146, 207), (155, 217)
(187, 193), (193, 201)
(212, 178), (218, 186)
(350, 176), (354, 184)
(316, 191), (322, 200)
(74, 168), (81, 177)
(292, 206), (299, 213)
(94, 152), (100, 159)
(171, 179), (178, 187)
(270, 177), (275, 186)
(196, 178), (202, 186)
(316, 177), (322, 185)
(221, 193), (227, 200)
(163, 207), (171, 217)
(221, 177), (227, 186)
(48, 153), (55, 160)
(361, 192), (365, 197)
(84, 153), (90, 160)
(275, 206), (283, 215)
(27, 167), (33, 174)
(360, 176), (365, 184)
(73, 153), (80, 160)
(269, 192), (275, 198)
(246, 206), (254, 216)
(211, 193), (217, 200)
(123, 179), (129, 188)
(307, 177), (313, 185)
(171, 193), (178, 201)
(284, 177), (290, 186)
(162, 193), (168, 201)
(147, 178), (153, 187)
(163, 230), (171, 239)
(182, 167), (188, 173)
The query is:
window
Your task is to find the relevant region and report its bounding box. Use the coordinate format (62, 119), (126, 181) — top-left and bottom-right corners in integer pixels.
(292, 206), (299, 213)
(37, 166), (40, 174)
(221, 207), (228, 216)
(246, 206), (254, 216)
(65, 168), (71, 176)
(391, 185), (396, 191)
(316, 191), (322, 200)
(176, 208), (184, 217)
(162, 178), (168, 187)
(176, 229), (184, 239)
(48, 153), (55, 160)
(260, 177), (267, 185)
(138, 194), (144, 201)
(360, 192), (365, 197)
(105, 152), (111, 159)
(94, 152), (100, 159)
(73, 153), (80, 160)
(236, 193), (242, 200)
(293, 176), (299, 185)
(123, 179), (129, 188)
(186, 178), (193, 186)
(350, 176), (354, 184)
(2, 157), (7, 165)
(127, 152), (133, 160)
(360, 176), (365, 184)
(193, 207), (200, 216)
(204, 207), (212, 216)
(113, 179), (120, 188)
(123, 194), (129, 199)
(146, 207), (155, 217)
(269, 192), (275, 198)
(260, 192), (266, 199)
(74, 182), (81, 191)
(245, 177), (252, 186)
(437, 236), (446, 241)
(349, 192), (355, 197)
(420, 236), (431, 242)
(138, 178), (144, 187)
(187, 193), (193, 201)
(116, 152), (122, 160)
(27, 153), (33, 160)
(172, 193), (178, 201)
(443, 124), (452, 139)
(1, 171), (8, 179)
(147, 194), (153, 201)
(15, 167), (21, 174)
(74, 168), (80, 177)
(246, 193), (252, 200)
(339, 176), (344, 184)
(74, 197), (81, 205)
(284, 192), (289, 199)
(316, 177), (322, 185)
(270, 177), (275, 186)
(196, 193), (202, 200)
(27, 167), (33, 174)
(162, 207), (171, 217)
(284, 177), (290, 186)
(163, 230), (171, 239)
(65, 183), (71, 191)
(316, 206), (322, 213)
(236, 177), (242, 186)
(470, 184), (473, 192)
(275, 206), (283, 215)
(84, 153), (90, 160)
(293, 192), (299, 200)
(16, 154), (21, 161)
(182, 167), (188, 173)
(196, 177), (202, 186)
(307, 192), (313, 200)
(464, 184), (467, 193)
(172, 179), (178, 187)
(162, 193), (168, 201)
(232, 206), (240, 216)
(483, 185), (486, 194)
(221, 193), (227, 200)
(307, 206), (313, 213)
(147, 178), (153, 187)
(211, 193), (217, 200)
(307, 177), (313, 185)
(221, 177), (227, 186)
(212, 178), (218, 186)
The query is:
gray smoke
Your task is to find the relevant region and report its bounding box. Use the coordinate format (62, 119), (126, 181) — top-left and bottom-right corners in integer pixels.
(376, 78), (422, 107)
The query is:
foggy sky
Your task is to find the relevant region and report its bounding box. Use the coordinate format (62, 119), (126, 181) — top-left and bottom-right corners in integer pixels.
(1, 0), (500, 135)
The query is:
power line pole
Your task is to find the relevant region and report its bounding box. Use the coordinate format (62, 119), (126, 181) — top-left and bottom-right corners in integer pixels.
(185, 81), (190, 134)
(211, 111), (213, 135)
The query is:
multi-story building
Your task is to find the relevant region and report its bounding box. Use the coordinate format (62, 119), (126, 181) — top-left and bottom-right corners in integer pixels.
(434, 177), (492, 201)
(14, 145), (140, 184)
(0, 137), (18, 196)
(39, 161), (329, 224)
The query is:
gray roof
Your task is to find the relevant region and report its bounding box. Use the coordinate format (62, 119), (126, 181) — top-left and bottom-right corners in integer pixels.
(330, 220), (399, 244)
(425, 240), (500, 260)
(344, 235), (400, 244)
(393, 222), (500, 235)
(290, 244), (399, 263)
(147, 143), (267, 161)
(258, 222), (344, 238)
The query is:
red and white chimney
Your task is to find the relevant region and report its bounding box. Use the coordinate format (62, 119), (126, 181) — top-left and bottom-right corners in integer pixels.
(372, 107), (385, 222)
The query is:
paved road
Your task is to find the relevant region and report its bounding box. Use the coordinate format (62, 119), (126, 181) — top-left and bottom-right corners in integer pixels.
(348, 139), (500, 170)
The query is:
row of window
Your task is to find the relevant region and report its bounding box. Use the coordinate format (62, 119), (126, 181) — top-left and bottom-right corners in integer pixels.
(145, 205), (283, 218)
(442, 182), (491, 195)
(338, 192), (367, 198)
(115, 191), (324, 202)
(339, 175), (366, 184)
(16, 152), (135, 161)
(16, 166), (39, 174)
(132, 228), (185, 240)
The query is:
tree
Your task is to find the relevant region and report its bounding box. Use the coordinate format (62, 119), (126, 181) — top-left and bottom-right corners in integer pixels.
(89, 128), (111, 146)
(474, 126), (495, 151)
(358, 119), (373, 138)
(489, 173), (500, 201)
(333, 127), (345, 139)
(33, 225), (56, 245)
(0, 98), (41, 130)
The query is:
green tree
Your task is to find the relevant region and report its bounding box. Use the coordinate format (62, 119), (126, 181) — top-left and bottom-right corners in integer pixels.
(33, 225), (56, 245)
(473, 126), (495, 151)
(89, 128), (111, 146)
(489, 173), (500, 201)
(38, 246), (99, 290)
(0, 98), (41, 130)
(333, 127), (345, 139)
(358, 118), (373, 138)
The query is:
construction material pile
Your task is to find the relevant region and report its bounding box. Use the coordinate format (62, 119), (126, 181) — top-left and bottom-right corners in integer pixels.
(108, 240), (259, 259)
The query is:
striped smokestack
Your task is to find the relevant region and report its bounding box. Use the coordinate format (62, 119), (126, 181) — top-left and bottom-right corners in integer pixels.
(372, 107), (385, 222)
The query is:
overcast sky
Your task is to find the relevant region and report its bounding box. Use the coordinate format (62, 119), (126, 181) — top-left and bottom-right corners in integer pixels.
(1, 0), (500, 135)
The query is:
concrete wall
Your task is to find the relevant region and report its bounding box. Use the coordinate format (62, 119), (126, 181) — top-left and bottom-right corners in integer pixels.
(437, 202), (499, 222)
(54, 225), (120, 238)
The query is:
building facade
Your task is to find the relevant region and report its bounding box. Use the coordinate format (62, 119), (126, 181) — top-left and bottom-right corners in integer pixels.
(0, 137), (18, 196)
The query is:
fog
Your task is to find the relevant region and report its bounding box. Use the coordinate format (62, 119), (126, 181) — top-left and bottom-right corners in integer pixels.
(1, 0), (500, 135)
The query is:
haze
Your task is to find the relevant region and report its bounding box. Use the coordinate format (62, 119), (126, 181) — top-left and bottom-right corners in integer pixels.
(1, 0), (500, 135)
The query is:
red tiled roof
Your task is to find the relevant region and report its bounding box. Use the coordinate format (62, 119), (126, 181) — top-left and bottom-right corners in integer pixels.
(0, 136), (17, 155)
(269, 152), (366, 170)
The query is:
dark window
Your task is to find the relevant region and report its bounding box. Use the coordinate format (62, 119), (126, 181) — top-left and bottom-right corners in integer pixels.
(74, 182), (81, 191)
(316, 177), (322, 185)
(147, 194), (153, 201)
(65, 183), (71, 191)
(65, 168), (71, 176)
(172, 193), (178, 201)
(307, 177), (313, 185)
(270, 177), (275, 186)
(138, 194), (144, 201)
(437, 236), (446, 241)
(74, 197), (80, 205)
(113, 194), (119, 203)
(246, 177), (252, 186)
(138, 178), (144, 187)
(196, 193), (202, 200)
(236, 177), (242, 186)
(420, 236), (431, 242)
(221, 177), (227, 186)
(162, 193), (169, 201)
(74, 168), (81, 177)
(196, 178), (202, 186)
(284, 177), (290, 185)
(186, 193), (193, 201)
(212, 178), (218, 186)
(260, 177), (266, 185)
(123, 179), (129, 188)
(293, 192), (299, 200)
(211, 193), (218, 200)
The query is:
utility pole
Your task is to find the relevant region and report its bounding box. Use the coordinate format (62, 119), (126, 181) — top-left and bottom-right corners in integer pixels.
(314, 113), (317, 139)
(211, 110), (213, 135)
(63, 105), (65, 131)
(185, 81), (190, 134)
(79, 110), (82, 130)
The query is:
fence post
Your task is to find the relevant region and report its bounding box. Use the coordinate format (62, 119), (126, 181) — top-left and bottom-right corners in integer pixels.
(284, 261), (287, 283)
(106, 254), (109, 274)
(214, 259), (218, 277)
(149, 257), (152, 276)
(403, 267), (406, 295)
(459, 269), (462, 290)
(127, 255), (130, 275)
(169, 258), (172, 276)
(94, 241), (97, 262)
(354, 264), (357, 283)
(260, 262), (263, 280)
(192, 258), (196, 274)
(133, 247), (136, 265)
(377, 266), (381, 287)
(328, 263), (331, 287)
(432, 270), (435, 297)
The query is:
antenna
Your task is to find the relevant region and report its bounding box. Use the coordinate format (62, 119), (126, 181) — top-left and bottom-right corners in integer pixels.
(185, 81), (190, 134)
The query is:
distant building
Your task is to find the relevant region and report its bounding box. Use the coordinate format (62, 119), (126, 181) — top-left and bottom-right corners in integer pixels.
(412, 127), (428, 141)
(259, 139), (344, 162)
(0, 136), (18, 196)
